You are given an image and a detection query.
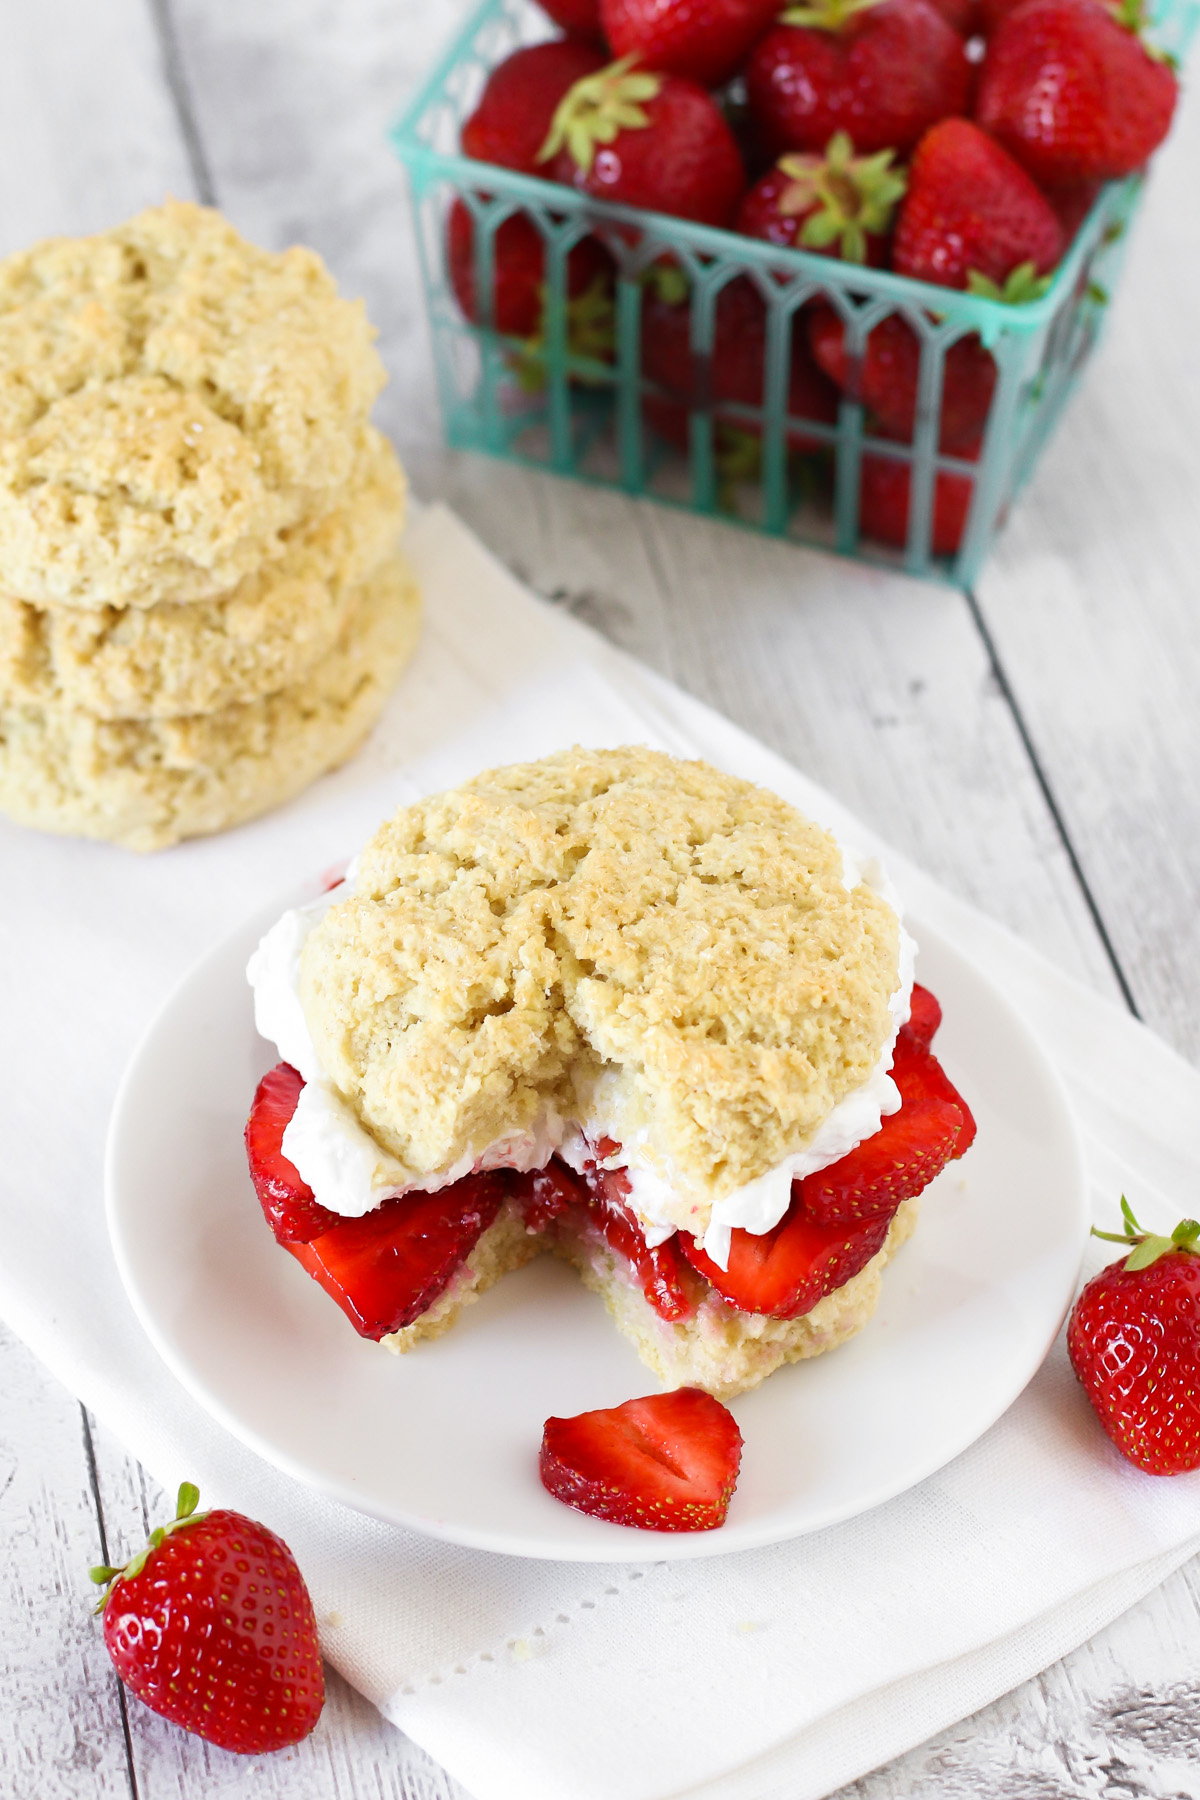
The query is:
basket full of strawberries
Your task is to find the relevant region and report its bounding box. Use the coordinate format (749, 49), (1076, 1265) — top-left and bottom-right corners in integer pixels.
(392, 0), (1195, 584)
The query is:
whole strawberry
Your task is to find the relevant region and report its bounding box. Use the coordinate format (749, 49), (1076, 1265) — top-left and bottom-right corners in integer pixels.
(893, 118), (1064, 291)
(447, 200), (614, 340)
(539, 56), (746, 226)
(600, 0), (782, 88)
(461, 38), (608, 175)
(745, 0), (972, 160)
(858, 442), (979, 554)
(977, 0), (1178, 187)
(736, 132), (906, 265)
(808, 305), (996, 449)
(537, 0), (607, 40)
(1068, 1201), (1200, 1475)
(92, 1484), (325, 1753)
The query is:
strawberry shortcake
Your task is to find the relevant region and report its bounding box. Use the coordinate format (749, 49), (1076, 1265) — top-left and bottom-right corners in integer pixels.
(245, 747), (974, 1399)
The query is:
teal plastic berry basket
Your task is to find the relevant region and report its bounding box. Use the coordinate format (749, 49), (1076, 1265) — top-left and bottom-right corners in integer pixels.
(392, 0), (1198, 587)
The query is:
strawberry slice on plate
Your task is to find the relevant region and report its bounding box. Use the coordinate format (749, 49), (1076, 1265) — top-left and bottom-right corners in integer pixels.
(681, 1201), (893, 1318)
(245, 1063), (340, 1244)
(288, 1172), (508, 1340)
(800, 1033), (974, 1225)
(540, 1388), (743, 1531)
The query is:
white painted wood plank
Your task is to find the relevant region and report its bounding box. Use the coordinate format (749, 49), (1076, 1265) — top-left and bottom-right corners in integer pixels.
(0, 0), (195, 256)
(977, 82), (1200, 1062)
(0, 1324), (132, 1800)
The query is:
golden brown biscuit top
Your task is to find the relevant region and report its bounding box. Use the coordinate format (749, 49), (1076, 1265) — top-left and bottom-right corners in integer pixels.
(301, 748), (902, 1206)
(0, 201), (386, 606)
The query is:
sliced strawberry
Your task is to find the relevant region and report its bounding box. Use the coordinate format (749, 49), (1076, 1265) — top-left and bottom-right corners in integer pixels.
(245, 1063), (340, 1245)
(518, 1158), (590, 1232)
(799, 1034), (971, 1225)
(287, 1172), (507, 1339)
(540, 1388), (743, 1531)
(903, 981), (942, 1050)
(680, 1202), (893, 1318)
(583, 1163), (698, 1323)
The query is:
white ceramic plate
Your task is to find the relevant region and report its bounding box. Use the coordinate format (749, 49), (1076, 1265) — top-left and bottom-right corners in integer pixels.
(107, 884), (1087, 1561)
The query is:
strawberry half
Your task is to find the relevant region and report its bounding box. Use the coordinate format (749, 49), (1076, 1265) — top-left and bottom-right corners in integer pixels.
(799, 1033), (973, 1225)
(245, 1063), (340, 1244)
(902, 981), (943, 1051)
(583, 1162), (698, 1322)
(540, 1388), (743, 1530)
(681, 1200), (893, 1317)
(288, 1172), (507, 1339)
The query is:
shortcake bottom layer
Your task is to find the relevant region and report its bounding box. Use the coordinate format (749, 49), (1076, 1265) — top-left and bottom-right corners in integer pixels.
(377, 1197), (919, 1400)
(0, 555), (420, 851)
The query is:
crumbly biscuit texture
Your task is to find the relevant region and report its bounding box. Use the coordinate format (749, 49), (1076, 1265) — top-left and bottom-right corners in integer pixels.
(0, 200), (386, 607)
(0, 428), (406, 719)
(302, 748), (901, 1208)
(0, 555), (420, 851)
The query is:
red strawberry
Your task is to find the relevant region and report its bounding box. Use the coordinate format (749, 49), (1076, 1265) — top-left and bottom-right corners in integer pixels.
(799, 1033), (973, 1224)
(902, 980), (943, 1050)
(245, 1063), (339, 1244)
(540, 1388), (743, 1530)
(976, 0), (1027, 29)
(858, 443), (978, 555)
(893, 118), (1064, 292)
(681, 1198), (893, 1316)
(288, 1172), (507, 1339)
(1067, 1201), (1200, 1474)
(977, 0), (1178, 187)
(461, 39), (608, 174)
(745, 0), (972, 160)
(582, 1161), (699, 1321)
(539, 58), (746, 227)
(1044, 180), (1102, 242)
(92, 1483), (324, 1754)
(537, 0), (607, 42)
(642, 275), (839, 456)
(600, 0), (782, 87)
(736, 134), (906, 266)
(447, 200), (614, 343)
(808, 305), (996, 450)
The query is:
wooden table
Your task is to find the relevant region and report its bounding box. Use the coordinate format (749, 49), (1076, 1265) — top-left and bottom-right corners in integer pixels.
(3, 2), (1198, 1795)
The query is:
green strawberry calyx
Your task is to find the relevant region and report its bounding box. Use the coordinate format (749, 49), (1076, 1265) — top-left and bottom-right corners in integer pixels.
(1092, 1195), (1200, 1272)
(1108, 0), (1179, 65)
(775, 133), (906, 265)
(965, 261), (1054, 305)
(538, 56), (662, 175)
(89, 1481), (207, 1614)
(511, 273), (617, 392)
(781, 0), (885, 29)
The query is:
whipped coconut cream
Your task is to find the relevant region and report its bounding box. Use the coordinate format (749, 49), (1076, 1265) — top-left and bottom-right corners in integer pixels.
(247, 848), (916, 1266)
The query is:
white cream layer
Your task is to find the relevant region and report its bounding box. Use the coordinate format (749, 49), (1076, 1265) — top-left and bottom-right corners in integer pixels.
(246, 851), (916, 1269)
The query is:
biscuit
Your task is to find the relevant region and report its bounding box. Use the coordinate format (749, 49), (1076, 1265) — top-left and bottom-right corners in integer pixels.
(0, 555), (420, 851)
(0, 200), (386, 608)
(0, 428), (406, 719)
(301, 748), (901, 1217)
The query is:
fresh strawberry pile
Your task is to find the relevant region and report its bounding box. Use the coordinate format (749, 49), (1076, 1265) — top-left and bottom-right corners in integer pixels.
(245, 982), (973, 1343)
(448, 0), (1178, 552)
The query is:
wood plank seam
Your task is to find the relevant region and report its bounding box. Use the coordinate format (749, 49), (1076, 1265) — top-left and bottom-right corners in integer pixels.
(81, 1406), (140, 1800)
(964, 584), (1143, 1019)
(145, 0), (216, 205)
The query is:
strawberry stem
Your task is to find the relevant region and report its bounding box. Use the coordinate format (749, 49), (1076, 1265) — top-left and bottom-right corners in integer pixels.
(776, 133), (906, 265)
(1090, 1196), (1200, 1271)
(781, 0), (885, 29)
(966, 262), (1053, 306)
(538, 56), (662, 175)
(89, 1481), (208, 1614)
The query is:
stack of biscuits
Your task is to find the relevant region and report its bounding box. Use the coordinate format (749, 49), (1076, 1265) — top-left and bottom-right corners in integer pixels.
(0, 201), (420, 851)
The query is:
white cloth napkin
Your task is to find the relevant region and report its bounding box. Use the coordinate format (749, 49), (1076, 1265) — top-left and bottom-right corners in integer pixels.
(2, 503), (1198, 1800)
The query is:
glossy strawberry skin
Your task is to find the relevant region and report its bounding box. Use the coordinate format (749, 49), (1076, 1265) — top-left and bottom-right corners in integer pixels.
(736, 163), (892, 266)
(745, 1), (972, 160)
(858, 445), (979, 556)
(977, 0), (1178, 186)
(808, 305), (996, 451)
(103, 1509), (324, 1754)
(447, 200), (612, 338)
(904, 981), (943, 1050)
(681, 1199), (894, 1317)
(548, 75), (746, 228)
(245, 1064), (340, 1244)
(288, 1173), (507, 1339)
(642, 277), (839, 454)
(461, 38), (608, 174)
(1067, 1250), (1200, 1474)
(800, 1034), (973, 1225)
(601, 0), (782, 87)
(540, 1387), (743, 1530)
(893, 118), (1064, 289)
(538, 0), (607, 38)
